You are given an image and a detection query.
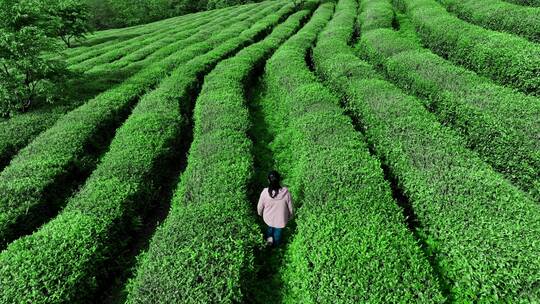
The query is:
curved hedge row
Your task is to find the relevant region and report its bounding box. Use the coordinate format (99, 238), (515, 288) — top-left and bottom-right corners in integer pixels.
(358, 28), (540, 201)
(71, 26), (193, 71)
(66, 21), (180, 66)
(70, 21), (199, 72)
(87, 6), (237, 73)
(503, 0), (540, 6)
(257, 2), (444, 303)
(87, 9), (223, 73)
(125, 6), (309, 304)
(63, 8), (219, 64)
(74, 12), (194, 49)
(0, 1), (281, 249)
(59, 11), (203, 59)
(0, 3), (296, 304)
(315, 0), (540, 302)
(0, 5), (253, 173)
(437, 0), (540, 42)
(395, 0), (540, 95)
(359, 0), (394, 31)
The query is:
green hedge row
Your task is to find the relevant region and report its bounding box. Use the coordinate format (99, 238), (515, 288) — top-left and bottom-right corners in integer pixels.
(0, 108), (68, 171)
(315, 0), (540, 301)
(125, 5), (308, 304)
(70, 20), (196, 71)
(84, 6), (242, 73)
(259, 2), (445, 303)
(393, 10), (423, 43)
(87, 13), (216, 73)
(359, 0), (394, 31)
(358, 28), (540, 200)
(503, 0), (540, 6)
(0, 1), (280, 249)
(0, 4), (259, 173)
(438, 0), (540, 42)
(74, 11), (197, 49)
(61, 12), (196, 58)
(0, 3), (296, 303)
(46, 8), (225, 69)
(62, 36), (127, 60)
(66, 21), (179, 66)
(394, 0), (540, 95)
(66, 2), (253, 63)
(68, 5), (258, 66)
(64, 9), (211, 64)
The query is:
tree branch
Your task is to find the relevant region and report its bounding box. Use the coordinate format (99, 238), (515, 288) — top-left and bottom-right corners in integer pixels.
(24, 79), (39, 111)
(1, 62), (11, 78)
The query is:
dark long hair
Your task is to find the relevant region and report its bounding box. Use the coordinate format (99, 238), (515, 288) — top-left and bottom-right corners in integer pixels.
(267, 170), (282, 198)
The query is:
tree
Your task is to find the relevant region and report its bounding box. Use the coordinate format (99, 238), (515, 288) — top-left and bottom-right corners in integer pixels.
(173, 0), (208, 15)
(85, 0), (118, 29)
(207, 0), (234, 10)
(0, 0), (67, 117)
(48, 0), (93, 47)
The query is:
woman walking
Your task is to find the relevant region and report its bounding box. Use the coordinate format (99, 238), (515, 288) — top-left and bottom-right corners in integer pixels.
(257, 171), (294, 247)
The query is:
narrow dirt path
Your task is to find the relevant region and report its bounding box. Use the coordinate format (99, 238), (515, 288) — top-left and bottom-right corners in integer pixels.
(244, 74), (297, 304)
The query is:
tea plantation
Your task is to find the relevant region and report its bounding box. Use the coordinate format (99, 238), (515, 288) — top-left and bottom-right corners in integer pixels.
(0, 0), (538, 303)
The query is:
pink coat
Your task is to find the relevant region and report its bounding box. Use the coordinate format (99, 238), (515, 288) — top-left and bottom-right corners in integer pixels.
(257, 187), (294, 228)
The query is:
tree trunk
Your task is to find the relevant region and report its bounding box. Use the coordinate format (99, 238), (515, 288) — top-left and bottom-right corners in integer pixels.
(62, 35), (72, 48)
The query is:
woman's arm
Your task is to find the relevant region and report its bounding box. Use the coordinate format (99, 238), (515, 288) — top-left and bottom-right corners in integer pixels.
(287, 192), (294, 218)
(257, 192), (265, 216)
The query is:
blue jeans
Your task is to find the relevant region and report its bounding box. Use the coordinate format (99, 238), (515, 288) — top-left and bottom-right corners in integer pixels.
(265, 226), (283, 247)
